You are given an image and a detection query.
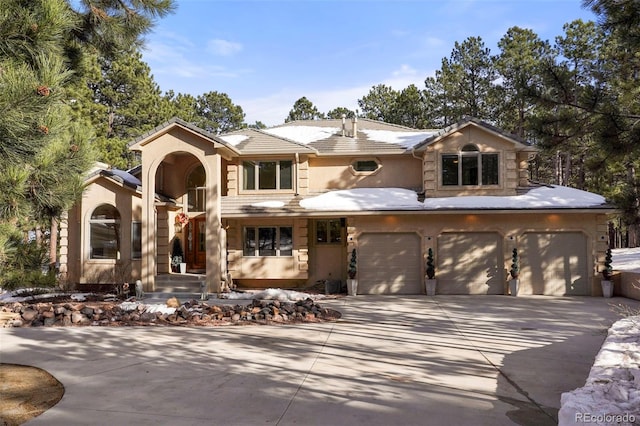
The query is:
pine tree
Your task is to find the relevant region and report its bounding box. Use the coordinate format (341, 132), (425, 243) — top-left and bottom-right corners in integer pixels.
(0, 0), (176, 283)
(286, 97), (325, 122)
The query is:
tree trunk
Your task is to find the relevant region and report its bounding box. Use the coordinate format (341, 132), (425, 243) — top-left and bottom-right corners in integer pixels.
(49, 217), (58, 272)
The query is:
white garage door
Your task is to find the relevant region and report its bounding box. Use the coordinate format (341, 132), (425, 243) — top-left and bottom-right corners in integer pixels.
(519, 232), (588, 295)
(437, 232), (503, 294)
(358, 233), (422, 294)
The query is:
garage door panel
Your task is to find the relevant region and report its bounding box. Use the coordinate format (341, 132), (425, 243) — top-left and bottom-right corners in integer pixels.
(437, 233), (503, 294)
(520, 232), (588, 296)
(359, 233), (422, 294)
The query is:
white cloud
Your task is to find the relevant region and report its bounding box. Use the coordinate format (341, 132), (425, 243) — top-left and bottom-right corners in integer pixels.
(207, 39), (243, 56)
(240, 65), (431, 126)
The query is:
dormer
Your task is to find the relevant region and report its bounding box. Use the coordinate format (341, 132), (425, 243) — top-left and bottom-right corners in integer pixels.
(413, 118), (537, 197)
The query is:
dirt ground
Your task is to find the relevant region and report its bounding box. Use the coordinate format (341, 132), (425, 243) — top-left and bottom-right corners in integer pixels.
(0, 363), (64, 425)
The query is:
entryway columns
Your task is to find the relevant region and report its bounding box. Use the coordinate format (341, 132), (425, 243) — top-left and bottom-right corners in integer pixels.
(204, 154), (223, 293)
(141, 153), (157, 292)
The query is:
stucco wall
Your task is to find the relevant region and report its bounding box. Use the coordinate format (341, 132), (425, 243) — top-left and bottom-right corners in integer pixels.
(308, 155), (422, 191)
(69, 177), (142, 285)
(424, 126), (528, 197)
(225, 218), (309, 283)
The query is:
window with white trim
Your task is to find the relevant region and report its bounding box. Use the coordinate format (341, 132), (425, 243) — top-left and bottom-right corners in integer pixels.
(243, 226), (293, 257)
(442, 144), (499, 186)
(242, 160), (293, 190)
(89, 204), (121, 259)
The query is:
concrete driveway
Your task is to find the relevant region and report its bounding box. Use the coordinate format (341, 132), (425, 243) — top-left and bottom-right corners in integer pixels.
(2, 295), (639, 426)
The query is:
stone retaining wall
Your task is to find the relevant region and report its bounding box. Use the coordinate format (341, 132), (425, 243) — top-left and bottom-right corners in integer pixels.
(558, 316), (640, 425)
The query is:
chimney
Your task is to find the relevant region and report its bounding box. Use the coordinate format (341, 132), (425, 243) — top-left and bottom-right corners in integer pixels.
(341, 114), (346, 137)
(351, 116), (357, 138)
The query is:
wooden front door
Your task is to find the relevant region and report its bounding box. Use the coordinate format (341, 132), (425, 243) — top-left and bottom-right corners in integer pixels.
(186, 217), (206, 271)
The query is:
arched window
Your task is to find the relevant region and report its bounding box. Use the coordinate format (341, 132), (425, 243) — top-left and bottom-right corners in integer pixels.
(90, 204), (121, 259)
(442, 144), (499, 186)
(187, 165), (206, 212)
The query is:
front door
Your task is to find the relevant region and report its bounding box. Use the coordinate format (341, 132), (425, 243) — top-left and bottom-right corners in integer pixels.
(186, 217), (206, 271)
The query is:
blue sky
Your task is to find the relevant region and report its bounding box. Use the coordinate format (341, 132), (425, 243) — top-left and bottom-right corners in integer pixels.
(141, 0), (596, 126)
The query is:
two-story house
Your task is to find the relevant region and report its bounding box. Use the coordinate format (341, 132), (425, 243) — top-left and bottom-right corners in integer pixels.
(61, 116), (613, 295)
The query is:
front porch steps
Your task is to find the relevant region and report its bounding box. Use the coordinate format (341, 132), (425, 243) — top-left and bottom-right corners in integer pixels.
(148, 273), (207, 300)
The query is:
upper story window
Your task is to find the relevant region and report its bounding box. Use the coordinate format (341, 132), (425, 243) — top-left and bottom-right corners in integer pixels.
(442, 144), (499, 186)
(351, 159), (380, 173)
(187, 165), (206, 212)
(243, 160), (293, 190)
(90, 204), (120, 259)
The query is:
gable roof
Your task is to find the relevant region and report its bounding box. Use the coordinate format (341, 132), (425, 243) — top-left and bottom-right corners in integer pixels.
(413, 117), (537, 152)
(128, 117), (240, 156)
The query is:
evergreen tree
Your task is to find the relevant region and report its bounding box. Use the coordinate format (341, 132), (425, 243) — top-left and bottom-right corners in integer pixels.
(326, 107), (356, 119)
(357, 84), (398, 123)
(88, 48), (172, 169)
(0, 0), (176, 282)
(438, 36), (498, 121)
(285, 96), (325, 122)
(393, 84), (428, 128)
(164, 90), (199, 124)
(195, 91), (245, 133)
(494, 27), (553, 138)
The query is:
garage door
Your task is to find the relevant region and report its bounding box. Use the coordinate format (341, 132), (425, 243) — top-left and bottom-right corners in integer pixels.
(437, 232), (503, 294)
(519, 232), (588, 295)
(358, 233), (422, 294)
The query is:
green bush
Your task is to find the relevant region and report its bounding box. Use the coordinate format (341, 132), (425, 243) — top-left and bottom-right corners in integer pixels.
(1, 235), (56, 290)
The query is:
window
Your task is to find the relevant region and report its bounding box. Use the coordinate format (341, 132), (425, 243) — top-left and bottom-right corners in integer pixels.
(90, 204), (121, 259)
(316, 219), (342, 244)
(187, 165), (206, 212)
(132, 222), (142, 259)
(243, 226), (293, 256)
(351, 159), (380, 173)
(441, 145), (499, 186)
(242, 160), (293, 190)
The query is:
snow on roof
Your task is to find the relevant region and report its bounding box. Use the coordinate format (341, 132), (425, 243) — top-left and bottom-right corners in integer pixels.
(300, 188), (424, 210)
(218, 134), (249, 146)
(424, 185), (606, 209)
(251, 201), (285, 208)
(262, 126), (340, 144)
(361, 129), (438, 149)
(299, 185), (607, 211)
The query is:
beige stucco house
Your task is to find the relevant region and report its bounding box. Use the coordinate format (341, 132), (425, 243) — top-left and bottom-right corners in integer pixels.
(61, 116), (613, 295)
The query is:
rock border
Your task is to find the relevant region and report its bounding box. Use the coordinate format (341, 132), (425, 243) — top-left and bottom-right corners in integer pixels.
(1, 297), (341, 327)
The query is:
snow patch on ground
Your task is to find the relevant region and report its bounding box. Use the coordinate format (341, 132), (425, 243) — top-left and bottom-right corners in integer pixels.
(613, 247), (640, 274)
(222, 288), (324, 301)
(559, 316), (640, 425)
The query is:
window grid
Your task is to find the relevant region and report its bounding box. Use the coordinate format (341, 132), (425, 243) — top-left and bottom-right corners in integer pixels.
(243, 226), (293, 257)
(242, 160), (293, 191)
(441, 148), (499, 187)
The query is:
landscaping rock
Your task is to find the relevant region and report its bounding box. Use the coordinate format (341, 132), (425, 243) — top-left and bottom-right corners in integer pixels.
(0, 295), (340, 327)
